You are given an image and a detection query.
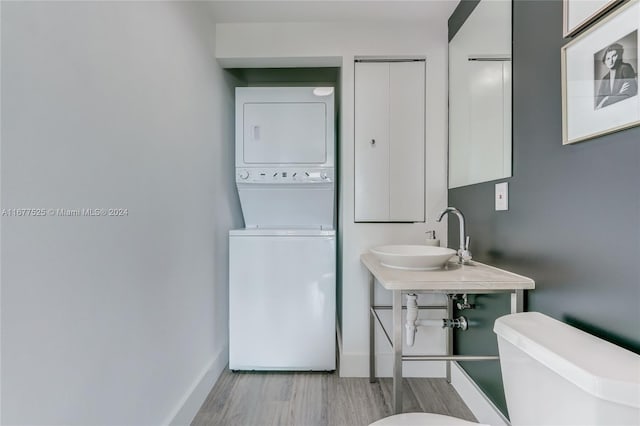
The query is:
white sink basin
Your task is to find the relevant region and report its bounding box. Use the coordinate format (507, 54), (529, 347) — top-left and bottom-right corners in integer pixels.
(370, 245), (457, 270)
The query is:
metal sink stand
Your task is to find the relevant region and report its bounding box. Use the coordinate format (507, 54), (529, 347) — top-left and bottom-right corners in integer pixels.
(368, 273), (524, 414)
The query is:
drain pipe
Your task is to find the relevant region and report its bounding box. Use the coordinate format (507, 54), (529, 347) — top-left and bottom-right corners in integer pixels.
(406, 294), (419, 346)
(405, 294), (469, 346)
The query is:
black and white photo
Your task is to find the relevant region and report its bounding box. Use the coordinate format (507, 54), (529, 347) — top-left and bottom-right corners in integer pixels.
(562, 0), (640, 144)
(593, 31), (638, 110)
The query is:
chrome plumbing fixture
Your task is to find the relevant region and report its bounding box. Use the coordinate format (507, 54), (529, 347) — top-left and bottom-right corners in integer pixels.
(405, 294), (469, 346)
(455, 294), (475, 310)
(436, 207), (472, 264)
(443, 316), (468, 330)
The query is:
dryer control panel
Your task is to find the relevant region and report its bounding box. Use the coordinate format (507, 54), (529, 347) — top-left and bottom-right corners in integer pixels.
(236, 168), (334, 184)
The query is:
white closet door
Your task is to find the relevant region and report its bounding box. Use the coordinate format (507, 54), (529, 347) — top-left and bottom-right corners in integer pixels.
(468, 60), (509, 184)
(502, 61), (512, 178)
(389, 61), (425, 222)
(354, 62), (390, 222)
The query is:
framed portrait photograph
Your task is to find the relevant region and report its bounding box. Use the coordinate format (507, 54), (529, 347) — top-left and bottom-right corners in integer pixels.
(563, 0), (624, 38)
(562, 0), (640, 145)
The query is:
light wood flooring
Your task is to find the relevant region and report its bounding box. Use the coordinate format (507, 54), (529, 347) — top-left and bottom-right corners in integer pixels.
(192, 368), (476, 426)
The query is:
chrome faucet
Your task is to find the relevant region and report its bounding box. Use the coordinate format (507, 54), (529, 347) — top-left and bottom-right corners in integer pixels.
(436, 207), (472, 264)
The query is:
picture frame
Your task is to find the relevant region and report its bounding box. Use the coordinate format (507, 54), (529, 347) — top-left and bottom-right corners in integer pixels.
(562, 0), (640, 145)
(563, 0), (624, 38)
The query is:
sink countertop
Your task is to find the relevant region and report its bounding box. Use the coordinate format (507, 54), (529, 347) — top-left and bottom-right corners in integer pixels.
(361, 252), (535, 292)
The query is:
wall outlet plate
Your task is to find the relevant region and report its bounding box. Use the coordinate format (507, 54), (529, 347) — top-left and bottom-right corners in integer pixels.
(495, 182), (508, 211)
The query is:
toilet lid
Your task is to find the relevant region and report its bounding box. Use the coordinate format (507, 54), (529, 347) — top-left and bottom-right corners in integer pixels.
(369, 412), (485, 426)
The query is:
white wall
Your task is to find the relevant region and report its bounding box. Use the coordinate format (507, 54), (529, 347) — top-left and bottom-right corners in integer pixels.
(216, 22), (450, 377)
(1, 2), (242, 424)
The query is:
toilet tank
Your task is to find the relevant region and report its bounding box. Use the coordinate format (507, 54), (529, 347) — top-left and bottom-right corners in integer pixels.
(494, 312), (640, 426)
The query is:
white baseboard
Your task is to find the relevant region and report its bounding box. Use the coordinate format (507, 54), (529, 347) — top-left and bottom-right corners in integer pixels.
(336, 322), (343, 358)
(450, 362), (510, 426)
(336, 323), (343, 374)
(166, 346), (228, 426)
(339, 351), (446, 378)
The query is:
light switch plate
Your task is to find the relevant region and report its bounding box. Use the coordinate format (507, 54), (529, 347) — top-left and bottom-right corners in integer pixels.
(495, 182), (508, 211)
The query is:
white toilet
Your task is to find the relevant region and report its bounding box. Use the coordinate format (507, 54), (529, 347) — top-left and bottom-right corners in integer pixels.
(371, 312), (640, 426)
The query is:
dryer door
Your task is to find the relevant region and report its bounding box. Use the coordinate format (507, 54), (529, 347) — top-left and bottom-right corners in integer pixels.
(243, 102), (327, 164)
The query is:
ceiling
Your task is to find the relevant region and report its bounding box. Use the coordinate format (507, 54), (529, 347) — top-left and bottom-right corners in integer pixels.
(205, 0), (459, 24)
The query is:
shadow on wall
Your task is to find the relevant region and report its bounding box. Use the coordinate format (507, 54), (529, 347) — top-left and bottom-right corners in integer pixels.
(564, 315), (640, 354)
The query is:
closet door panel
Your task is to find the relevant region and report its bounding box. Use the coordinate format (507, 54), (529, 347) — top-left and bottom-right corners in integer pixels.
(355, 62), (390, 222)
(389, 61), (425, 222)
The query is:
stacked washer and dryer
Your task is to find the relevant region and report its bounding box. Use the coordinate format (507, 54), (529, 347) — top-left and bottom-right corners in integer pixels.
(229, 87), (336, 371)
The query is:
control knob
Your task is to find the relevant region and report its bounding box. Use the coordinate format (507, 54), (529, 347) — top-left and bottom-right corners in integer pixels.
(238, 170), (250, 180)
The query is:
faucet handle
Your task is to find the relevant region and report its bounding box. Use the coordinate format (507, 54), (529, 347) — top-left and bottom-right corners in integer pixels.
(459, 249), (472, 263)
(459, 236), (472, 263)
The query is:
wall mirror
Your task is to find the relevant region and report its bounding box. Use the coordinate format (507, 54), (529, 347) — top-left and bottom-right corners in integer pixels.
(448, 0), (512, 189)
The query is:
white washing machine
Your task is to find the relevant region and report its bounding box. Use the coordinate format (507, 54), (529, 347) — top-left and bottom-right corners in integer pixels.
(229, 87), (336, 371)
(229, 229), (335, 370)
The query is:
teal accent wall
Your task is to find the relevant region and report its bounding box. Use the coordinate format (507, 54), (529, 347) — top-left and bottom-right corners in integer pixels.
(449, 0), (640, 418)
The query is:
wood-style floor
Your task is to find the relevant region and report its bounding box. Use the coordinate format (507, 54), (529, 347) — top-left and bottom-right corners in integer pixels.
(192, 368), (477, 426)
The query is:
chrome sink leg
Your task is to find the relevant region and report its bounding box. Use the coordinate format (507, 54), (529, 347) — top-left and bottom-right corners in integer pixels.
(511, 289), (524, 313)
(369, 273), (376, 383)
(393, 290), (403, 413)
(446, 293), (453, 383)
